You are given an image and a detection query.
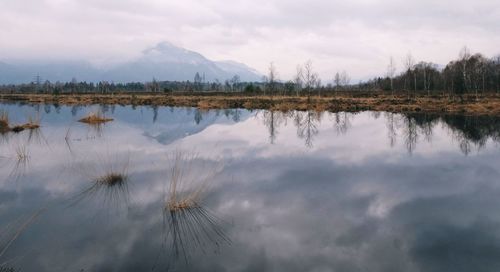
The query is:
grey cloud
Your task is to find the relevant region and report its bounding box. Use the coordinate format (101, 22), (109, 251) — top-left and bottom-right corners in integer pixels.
(0, 0), (499, 80)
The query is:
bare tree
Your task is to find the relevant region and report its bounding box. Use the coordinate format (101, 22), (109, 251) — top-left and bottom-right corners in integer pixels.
(266, 62), (279, 96)
(403, 116), (418, 154)
(334, 72), (341, 91)
(459, 46), (471, 93)
(387, 56), (396, 95)
(316, 78), (322, 97)
(294, 110), (320, 148)
(301, 60), (318, 98)
(150, 77), (160, 93)
(294, 65), (303, 96)
(194, 72), (202, 91)
(231, 75), (241, 92)
(404, 53), (415, 99)
(262, 110), (285, 144)
(385, 112), (398, 147)
(340, 71), (350, 87)
(332, 112), (352, 135)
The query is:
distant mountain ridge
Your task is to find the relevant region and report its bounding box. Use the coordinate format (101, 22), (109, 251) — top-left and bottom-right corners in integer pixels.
(0, 42), (262, 84)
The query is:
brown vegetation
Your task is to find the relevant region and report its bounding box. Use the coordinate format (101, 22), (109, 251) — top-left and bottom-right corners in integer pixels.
(166, 151), (222, 212)
(78, 111), (113, 124)
(0, 110), (9, 128)
(70, 153), (131, 207)
(3, 93), (500, 116)
(95, 172), (127, 186)
(0, 111), (40, 134)
(163, 151), (229, 261)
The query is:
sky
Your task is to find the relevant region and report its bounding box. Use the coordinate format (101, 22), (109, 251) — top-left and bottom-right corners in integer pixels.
(0, 0), (499, 82)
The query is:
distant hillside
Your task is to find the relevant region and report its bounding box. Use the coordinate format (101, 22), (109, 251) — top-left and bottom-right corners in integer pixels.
(0, 42), (262, 84)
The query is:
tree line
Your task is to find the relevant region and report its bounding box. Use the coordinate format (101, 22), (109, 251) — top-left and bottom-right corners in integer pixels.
(366, 47), (500, 97)
(1, 47), (498, 97)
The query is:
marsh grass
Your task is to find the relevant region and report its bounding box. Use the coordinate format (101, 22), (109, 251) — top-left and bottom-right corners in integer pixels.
(64, 125), (75, 155)
(77, 110), (112, 139)
(162, 151), (230, 262)
(8, 92), (500, 115)
(0, 110), (9, 130)
(25, 125), (47, 145)
(8, 144), (30, 181)
(0, 208), (45, 268)
(70, 152), (131, 208)
(0, 132), (10, 144)
(165, 151), (223, 212)
(0, 112), (41, 134)
(78, 110), (113, 124)
(22, 114), (41, 130)
(0, 110), (11, 137)
(164, 204), (231, 263)
(14, 145), (29, 162)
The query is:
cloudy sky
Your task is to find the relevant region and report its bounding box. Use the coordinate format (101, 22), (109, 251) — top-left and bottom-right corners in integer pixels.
(1, 0), (499, 81)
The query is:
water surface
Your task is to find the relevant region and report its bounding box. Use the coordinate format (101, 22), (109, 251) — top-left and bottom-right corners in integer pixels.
(1, 103), (500, 271)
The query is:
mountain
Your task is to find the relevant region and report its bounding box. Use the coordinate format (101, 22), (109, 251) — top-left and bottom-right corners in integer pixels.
(215, 60), (262, 82)
(0, 42), (262, 84)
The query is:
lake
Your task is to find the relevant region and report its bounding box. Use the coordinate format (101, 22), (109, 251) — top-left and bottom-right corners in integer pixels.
(1, 102), (500, 271)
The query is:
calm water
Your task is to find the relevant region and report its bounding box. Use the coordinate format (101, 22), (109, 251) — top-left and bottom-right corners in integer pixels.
(1, 103), (500, 271)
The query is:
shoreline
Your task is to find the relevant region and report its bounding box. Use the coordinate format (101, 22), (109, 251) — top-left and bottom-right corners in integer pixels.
(1, 93), (500, 116)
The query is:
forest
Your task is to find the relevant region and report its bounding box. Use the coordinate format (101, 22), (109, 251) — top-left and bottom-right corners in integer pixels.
(1, 47), (499, 98)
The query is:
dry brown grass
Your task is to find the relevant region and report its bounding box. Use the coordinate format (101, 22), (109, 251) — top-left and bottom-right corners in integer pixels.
(162, 151), (230, 261)
(14, 145), (29, 162)
(95, 172), (127, 186)
(4, 93), (500, 116)
(0, 112), (41, 133)
(78, 110), (113, 124)
(165, 151), (223, 212)
(7, 144), (30, 181)
(70, 152), (131, 207)
(0, 110), (9, 128)
(22, 114), (40, 129)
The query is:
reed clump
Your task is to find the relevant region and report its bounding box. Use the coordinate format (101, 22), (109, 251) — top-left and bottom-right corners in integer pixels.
(78, 111), (113, 124)
(0, 112), (40, 133)
(7, 144), (30, 181)
(70, 153), (131, 208)
(165, 151), (223, 212)
(163, 151), (230, 262)
(14, 145), (29, 163)
(22, 114), (41, 130)
(95, 172), (128, 186)
(0, 110), (9, 129)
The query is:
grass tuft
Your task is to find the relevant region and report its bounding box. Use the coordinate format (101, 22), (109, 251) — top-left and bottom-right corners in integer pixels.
(162, 151), (230, 262)
(70, 152), (131, 208)
(0, 111), (41, 134)
(14, 145), (29, 163)
(8, 144), (30, 181)
(165, 151), (223, 212)
(96, 172), (127, 186)
(0, 110), (9, 128)
(78, 110), (113, 124)
(22, 114), (41, 129)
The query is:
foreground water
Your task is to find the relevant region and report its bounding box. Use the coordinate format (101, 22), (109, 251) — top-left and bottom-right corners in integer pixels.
(1, 103), (500, 271)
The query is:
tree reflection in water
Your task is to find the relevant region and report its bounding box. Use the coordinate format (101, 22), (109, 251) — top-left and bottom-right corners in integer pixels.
(261, 111), (287, 144)
(257, 109), (500, 154)
(403, 114), (500, 155)
(294, 111), (320, 148)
